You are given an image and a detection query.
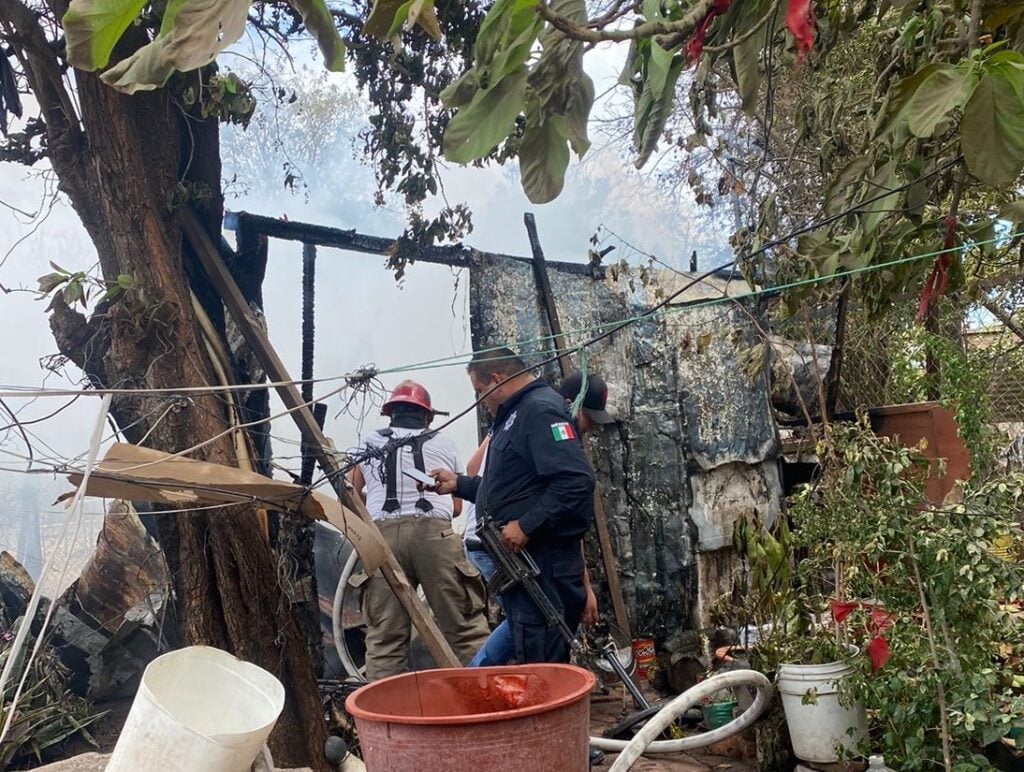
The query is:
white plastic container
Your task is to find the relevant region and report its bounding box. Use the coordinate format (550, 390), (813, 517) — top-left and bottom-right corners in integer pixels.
(777, 659), (867, 763)
(107, 646), (286, 772)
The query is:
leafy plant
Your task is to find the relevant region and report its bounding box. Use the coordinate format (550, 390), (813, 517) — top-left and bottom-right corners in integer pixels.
(0, 629), (105, 769)
(785, 419), (1024, 769)
(61, 0), (345, 93)
(37, 263), (135, 311)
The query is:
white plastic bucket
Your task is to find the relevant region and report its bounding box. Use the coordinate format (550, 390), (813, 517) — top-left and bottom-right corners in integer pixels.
(778, 659), (867, 763)
(107, 646), (286, 772)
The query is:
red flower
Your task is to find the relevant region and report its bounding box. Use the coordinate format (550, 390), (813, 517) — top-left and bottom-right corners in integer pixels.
(829, 599), (894, 673)
(916, 215), (958, 323)
(685, 0), (732, 65)
(785, 0), (815, 60)
(866, 636), (891, 672)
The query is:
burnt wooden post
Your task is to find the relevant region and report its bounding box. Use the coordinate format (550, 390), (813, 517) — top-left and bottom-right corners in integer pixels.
(184, 208), (461, 670)
(524, 212), (633, 640)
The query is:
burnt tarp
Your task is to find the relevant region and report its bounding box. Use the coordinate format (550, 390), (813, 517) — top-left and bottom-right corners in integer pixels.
(469, 256), (781, 650)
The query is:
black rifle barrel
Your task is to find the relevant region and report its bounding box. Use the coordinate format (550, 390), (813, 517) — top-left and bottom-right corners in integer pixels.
(479, 519), (649, 709)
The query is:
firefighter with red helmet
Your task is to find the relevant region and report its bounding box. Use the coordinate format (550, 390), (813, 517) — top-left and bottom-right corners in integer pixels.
(347, 380), (489, 679)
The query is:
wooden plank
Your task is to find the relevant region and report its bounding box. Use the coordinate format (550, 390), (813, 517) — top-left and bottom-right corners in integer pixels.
(183, 208), (461, 670)
(523, 213), (633, 640)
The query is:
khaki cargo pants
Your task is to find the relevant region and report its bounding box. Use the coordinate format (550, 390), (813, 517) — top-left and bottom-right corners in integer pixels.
(353, 516), (490, 681)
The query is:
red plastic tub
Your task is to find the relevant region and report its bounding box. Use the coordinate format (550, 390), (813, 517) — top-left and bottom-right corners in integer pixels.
(345, 664), (595, 772)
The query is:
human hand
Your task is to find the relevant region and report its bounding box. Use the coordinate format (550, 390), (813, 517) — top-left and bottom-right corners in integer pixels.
(428, 468), (458, 495)
(582, 586), (598, 627)
(500, 520), (529, 552)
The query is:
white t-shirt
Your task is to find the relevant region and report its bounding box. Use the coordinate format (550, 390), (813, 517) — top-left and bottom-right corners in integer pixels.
(357, 428), (461, 522)
(461, 442), (490, 543)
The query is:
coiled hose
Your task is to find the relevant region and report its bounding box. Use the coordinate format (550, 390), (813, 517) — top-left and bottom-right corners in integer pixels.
(332, 548), (368, 682)
(594, 669), (772, 771)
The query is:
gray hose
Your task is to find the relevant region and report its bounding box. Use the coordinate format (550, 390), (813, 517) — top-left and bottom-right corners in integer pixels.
(332, 548), (367, 682)
(593, 669), (773, 769)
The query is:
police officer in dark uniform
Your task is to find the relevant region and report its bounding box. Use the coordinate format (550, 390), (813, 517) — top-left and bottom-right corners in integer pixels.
(431, 347), (595, 663)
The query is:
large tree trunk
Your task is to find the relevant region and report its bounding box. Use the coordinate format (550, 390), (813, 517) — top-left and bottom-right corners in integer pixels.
(1, 3), (328, 768)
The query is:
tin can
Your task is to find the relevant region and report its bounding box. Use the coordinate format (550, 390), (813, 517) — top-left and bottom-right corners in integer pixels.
(632, 638), (657, 681)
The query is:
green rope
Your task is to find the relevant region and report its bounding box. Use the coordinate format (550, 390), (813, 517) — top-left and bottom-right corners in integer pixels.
(570, 348), (589, 419)
(372, 231), (1020, 378)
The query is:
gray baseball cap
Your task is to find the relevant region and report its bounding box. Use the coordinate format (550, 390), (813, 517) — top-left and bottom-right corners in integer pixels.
(558, 371), (616, 424)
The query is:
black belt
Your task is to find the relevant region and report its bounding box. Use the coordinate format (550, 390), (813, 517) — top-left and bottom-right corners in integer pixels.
(465, 539), (484, 551)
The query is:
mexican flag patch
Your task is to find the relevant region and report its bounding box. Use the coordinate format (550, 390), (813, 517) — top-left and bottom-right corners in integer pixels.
(550, 422), (577, 441)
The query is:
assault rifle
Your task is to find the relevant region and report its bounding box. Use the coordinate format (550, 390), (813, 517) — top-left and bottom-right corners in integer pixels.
(478, 517), (650, 710)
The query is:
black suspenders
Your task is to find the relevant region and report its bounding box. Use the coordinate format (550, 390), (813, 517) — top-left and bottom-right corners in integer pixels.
(379, 429), (434, 514)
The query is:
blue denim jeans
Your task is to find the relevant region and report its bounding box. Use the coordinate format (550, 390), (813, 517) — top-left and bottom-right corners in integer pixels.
(465, 548), (514, 667)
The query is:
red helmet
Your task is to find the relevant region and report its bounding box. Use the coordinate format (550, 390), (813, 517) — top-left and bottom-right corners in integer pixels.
(382, 380), (433, 416)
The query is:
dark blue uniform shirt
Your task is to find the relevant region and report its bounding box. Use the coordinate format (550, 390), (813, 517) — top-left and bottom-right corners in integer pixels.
(455, 379), (595, 549)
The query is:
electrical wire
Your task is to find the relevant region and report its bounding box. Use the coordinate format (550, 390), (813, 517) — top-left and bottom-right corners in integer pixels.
(0, 395), (111, 747)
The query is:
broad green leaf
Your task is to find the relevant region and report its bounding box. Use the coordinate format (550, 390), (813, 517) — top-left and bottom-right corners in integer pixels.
(101, 0), (250, 93)
(729, 0), (772, 115)
(440, 70), (480, 108)
(862, 160), (900, 237)
(520, 118), (571, 203)
(62, 0), (148, 70)
(442, 67), (527, 164)
(365, 0), (439, 41)
(365, 0), (410, 38)
(407, 0), (441, 41)
(903, 157), (928, 221)
(961, 60), (1024, 187)
(516, 0), (593, 202)
(474, 0), (542, 85)
(732, 28), (762, 114)
(906, 64), (977, 138)
(646, 41), (674, 101)
(875, 62), (945, 138)
(634, 55), (685, 168)
(287, 0), (347, 70)
(824, 156), (871, 216)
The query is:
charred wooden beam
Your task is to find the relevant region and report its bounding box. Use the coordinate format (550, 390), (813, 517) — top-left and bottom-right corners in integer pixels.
(228, 211), (602, 277)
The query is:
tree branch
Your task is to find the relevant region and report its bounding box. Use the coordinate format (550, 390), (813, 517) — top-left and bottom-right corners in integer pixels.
(980, 298), (1024, 345)
(0, 0), (87, 181)
(536, 0), (716, 43)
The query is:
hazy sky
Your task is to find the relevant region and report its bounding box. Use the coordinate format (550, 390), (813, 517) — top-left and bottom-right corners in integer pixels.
(0, 39), (729, 564)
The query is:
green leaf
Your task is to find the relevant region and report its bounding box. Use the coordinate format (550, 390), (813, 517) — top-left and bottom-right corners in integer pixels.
(875, 63), (945, 138)
(634, 53), (685, 167)
(516, 0), (593, 202)
(474, 0), (542, 86)
(365, 0), (439, 41)
(442, 67), (527, 164)
(729, 0), (771, 115)
(364, 0), (410, 38)
(406, 0), (442, 41)
(440, 70), (480, 109)
(36, 272), (67, 294)
(286, 0), (347, 70)
(62, 0), (149, 70)
(862, 159), (900, 237)
(520, 118), (571, 204)
(100, 0), (251, 93)
(824, 156), (872, 216)
(732, 29), (762, 115)
(906, 64), (977, 138)
(961, 59), (1024, 187)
